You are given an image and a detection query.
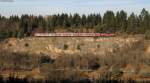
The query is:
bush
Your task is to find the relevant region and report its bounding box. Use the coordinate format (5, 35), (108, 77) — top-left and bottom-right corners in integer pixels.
(111, 68), (123, 79)
(24, 43), (29, 47)
(140, 72), (150, 78)
(8, 43), (12, 47)
(97, 44), (100, 48)
(145, 30), (150, 40)
(63, 44), (68, 50)
(77, 44), (81, 50)
(40, 55), (54, 64)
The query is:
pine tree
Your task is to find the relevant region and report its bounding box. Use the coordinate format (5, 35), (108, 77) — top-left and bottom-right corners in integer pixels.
(81, 14), (87, 26)
(127, 13), (138, 33)
(72, 13), (81, 28)
(116, 10), (127, 32)
(103, 11), (116, 33)
(139, 8), (150, 33)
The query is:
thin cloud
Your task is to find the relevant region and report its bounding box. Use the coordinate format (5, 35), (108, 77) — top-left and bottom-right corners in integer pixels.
(0, 0), (14, 2)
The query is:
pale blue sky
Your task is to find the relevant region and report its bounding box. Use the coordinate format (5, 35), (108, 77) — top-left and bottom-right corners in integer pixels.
(0, 0), (150, 17)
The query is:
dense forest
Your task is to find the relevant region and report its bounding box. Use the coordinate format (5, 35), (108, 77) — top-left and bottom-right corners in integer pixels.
(0, 8), (150, 39)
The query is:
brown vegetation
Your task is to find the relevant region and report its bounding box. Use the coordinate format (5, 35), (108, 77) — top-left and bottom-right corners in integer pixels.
(0, 36), (149, 82)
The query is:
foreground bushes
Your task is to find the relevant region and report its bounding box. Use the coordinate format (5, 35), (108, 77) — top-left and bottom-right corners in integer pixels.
(0, 50), (53, 69)
(0, 76), (144, 83)
(0, 40), (149, 82)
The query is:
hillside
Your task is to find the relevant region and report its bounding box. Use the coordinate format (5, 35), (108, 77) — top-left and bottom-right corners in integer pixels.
(0, 35), (150, 82)
(0, 35), (143, 58)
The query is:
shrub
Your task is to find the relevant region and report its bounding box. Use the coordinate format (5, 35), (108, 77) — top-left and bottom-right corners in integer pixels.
(40, 56), (54, 64)
(77, 44), (81, 50)
(8, 43), (12, 47)
(24, 43), (29, 47)
(63, 44), (68, 50)
(111, 68), (123, 79)
(145, 30), (150, 40)
(97, 44), (100, 48)
(140, 72), (150, 78)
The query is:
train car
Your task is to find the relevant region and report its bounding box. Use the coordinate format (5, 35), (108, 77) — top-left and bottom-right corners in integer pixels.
(34, 33), (115, 37)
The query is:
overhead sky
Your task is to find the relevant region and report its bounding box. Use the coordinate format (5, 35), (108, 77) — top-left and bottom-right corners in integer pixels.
(0, 0), (150, 17)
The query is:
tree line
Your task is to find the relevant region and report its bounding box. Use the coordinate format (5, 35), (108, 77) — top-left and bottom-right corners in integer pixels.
(0, 8), (150, 38)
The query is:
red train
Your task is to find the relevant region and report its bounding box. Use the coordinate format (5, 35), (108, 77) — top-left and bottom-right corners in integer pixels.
(34, 33), (115, 37)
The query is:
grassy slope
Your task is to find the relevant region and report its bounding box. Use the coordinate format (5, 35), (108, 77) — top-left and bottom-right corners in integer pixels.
(0, 35), (149, 81)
